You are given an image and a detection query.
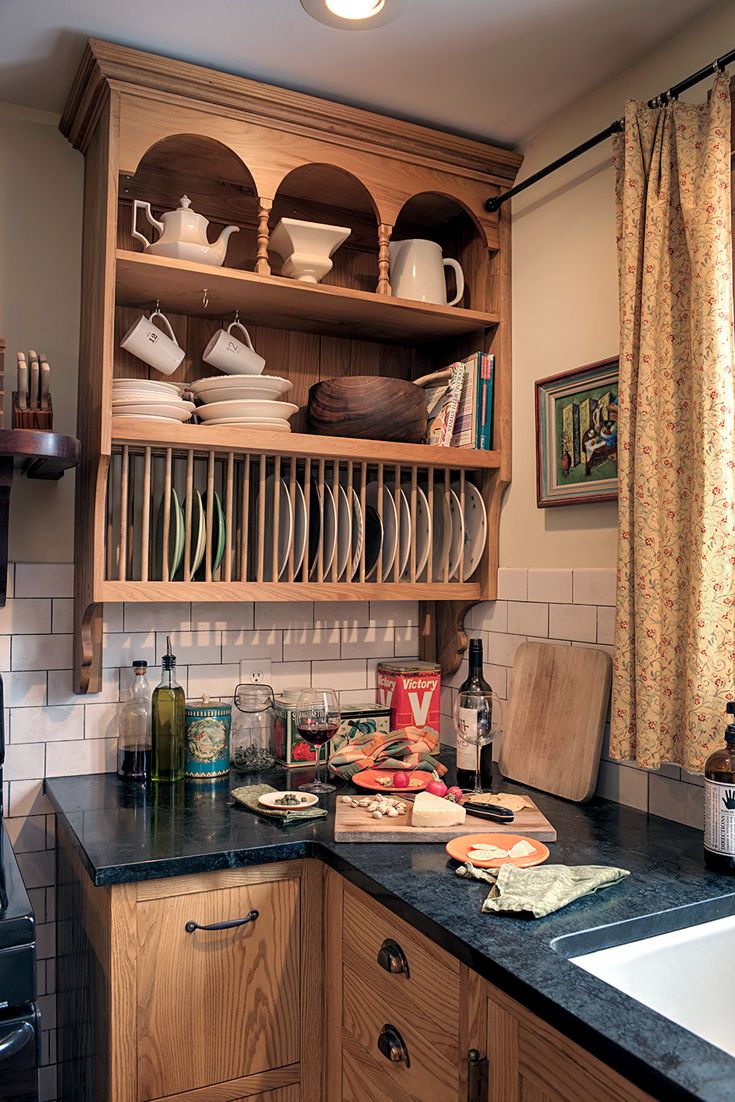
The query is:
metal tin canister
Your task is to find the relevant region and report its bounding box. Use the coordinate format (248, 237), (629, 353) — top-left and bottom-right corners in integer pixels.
(185, 696), (232, 780)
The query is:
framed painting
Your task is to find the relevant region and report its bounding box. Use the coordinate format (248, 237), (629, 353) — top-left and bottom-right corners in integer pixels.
(535, 357), (619, 508)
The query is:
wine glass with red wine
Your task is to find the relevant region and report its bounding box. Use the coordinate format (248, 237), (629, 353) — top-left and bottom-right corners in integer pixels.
(295, 688), (340, 794)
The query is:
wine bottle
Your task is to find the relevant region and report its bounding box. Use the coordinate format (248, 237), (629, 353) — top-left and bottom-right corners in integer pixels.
(704, 701), (735, 874)
(151, 637), (185, 783)
(456, 638), (493, 789)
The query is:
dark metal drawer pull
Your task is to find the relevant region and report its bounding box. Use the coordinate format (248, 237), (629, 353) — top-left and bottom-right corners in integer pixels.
(377, 937), (410, 977)
(377, 1023), (410, 1067)
(0, 1022), (34, 1063)
(185, 908), (259, 933)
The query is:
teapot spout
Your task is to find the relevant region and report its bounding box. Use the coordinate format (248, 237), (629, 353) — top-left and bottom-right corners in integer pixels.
(211, 224), (239, 265)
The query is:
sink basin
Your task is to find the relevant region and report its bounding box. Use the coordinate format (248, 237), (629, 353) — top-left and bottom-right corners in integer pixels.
(553, 895), (735, 1057)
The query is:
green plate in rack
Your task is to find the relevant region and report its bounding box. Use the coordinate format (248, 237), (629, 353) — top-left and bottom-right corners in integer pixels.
(196, 491), (226, 579)
(155, 488), (185, 582)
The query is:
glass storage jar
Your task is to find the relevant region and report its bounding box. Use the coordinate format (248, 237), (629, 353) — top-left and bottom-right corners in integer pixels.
(231, 684), (276, 773)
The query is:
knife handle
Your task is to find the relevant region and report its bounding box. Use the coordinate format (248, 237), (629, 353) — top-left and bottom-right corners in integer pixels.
(16, 354), (27, 411)
(463, 803), (515, 824)
(28, 351), (38, 411)
(40, 357), (50, 411)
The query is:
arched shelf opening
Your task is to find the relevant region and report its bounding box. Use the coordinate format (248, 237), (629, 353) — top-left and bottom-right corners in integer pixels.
(118, 134), (260, 272)
(392, 192), (490, 313)
(271, 164), (379, 293)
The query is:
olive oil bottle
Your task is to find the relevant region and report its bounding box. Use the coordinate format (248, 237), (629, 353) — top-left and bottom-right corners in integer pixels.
(151, 637), (185, 783)
(704, 701), (735, 874)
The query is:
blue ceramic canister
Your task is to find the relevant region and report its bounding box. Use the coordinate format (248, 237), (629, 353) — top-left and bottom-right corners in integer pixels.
(184, 695), (232, 780)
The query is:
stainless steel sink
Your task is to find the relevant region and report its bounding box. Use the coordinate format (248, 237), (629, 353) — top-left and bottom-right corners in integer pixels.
(552, 895), (735, 1057)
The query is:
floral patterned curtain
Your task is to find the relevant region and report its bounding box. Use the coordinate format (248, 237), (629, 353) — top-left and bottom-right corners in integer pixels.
(610, 73), (735, 772)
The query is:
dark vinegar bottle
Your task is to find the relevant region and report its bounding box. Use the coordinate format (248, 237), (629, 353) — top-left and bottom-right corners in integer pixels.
(456, 638), (494, 790)
(704, 701), (735, 874)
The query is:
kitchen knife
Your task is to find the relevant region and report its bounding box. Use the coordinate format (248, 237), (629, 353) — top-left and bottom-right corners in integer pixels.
(16, 353), (27, 411)
(462, 801), (515, 824)
(28, 350), (38, 411)
(39, 355), (50, 411)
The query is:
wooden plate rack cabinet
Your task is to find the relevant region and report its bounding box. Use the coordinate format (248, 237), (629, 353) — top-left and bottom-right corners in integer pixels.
(61, 39), (521, 693)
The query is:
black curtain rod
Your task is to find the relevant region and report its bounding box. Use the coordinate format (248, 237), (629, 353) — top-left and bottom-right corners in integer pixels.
(485, 44), (735, 214)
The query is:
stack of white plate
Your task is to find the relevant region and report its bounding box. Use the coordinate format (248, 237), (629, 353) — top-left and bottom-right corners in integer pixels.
(112, 378), (194, 423)
(189, 375), (298, 432)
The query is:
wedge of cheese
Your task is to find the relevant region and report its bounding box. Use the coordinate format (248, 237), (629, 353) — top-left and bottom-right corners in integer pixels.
(411, 791), (466, 828)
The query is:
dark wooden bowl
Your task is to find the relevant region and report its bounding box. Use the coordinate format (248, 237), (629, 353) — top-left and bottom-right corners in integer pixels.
(307, 377), (426, 443)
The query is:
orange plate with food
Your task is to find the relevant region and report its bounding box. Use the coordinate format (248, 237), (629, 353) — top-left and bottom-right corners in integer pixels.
(445, 832), (550, 869)
(352, 768), (430, 793)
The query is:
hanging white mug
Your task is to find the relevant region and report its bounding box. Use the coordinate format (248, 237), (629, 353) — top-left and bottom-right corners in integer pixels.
(120, 309), (185, 376)
(203, 320), (266, 376)
(389, 239), (465, 306)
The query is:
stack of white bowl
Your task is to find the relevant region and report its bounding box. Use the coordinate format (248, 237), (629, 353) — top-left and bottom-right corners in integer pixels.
(189, 375), (298, 432)
(112, 378), (194, 423)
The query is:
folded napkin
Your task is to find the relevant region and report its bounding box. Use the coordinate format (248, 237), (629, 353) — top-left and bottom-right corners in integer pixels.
(328, 724), (446, 780)
(230, 784), (327, 827)
(457, 862), (629, 919)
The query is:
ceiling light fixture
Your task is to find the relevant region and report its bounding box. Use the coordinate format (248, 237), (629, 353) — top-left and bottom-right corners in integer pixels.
(301, 0), (408, 29)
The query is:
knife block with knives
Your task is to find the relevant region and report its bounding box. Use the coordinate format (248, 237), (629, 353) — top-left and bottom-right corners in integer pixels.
(13, 351), (53, 431)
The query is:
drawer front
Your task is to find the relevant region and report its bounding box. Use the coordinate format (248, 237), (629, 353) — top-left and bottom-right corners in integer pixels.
(342, 1029), (411, 1102)
(342, 887), (460, 1035)
(137, 878), (300, 1101)
(343, 962), (458, 1102)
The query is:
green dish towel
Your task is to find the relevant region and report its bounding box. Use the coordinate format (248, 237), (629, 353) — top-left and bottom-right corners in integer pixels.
(230, 784), (327, 827)
(457, 862), (630, 919)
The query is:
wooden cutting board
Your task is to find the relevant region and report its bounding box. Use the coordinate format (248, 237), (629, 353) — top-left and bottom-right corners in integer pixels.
(334, 796), (556, 843)
(499, 641), (612, 802)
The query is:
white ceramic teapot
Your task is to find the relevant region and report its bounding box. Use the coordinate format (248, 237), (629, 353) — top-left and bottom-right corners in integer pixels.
(132, 195), (239, 267)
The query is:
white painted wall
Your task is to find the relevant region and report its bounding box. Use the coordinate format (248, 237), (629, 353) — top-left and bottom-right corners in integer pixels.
(504, 0), (735, 568)
(0, 102), (81, 562)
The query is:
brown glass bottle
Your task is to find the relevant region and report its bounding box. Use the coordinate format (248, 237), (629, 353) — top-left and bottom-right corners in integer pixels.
(704, 702), (735, 874)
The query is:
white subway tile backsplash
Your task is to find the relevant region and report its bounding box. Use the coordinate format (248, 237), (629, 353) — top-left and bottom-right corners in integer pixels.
(15, 564), (73, 599)
(7, 779), (51, 817)
(486, 632), (526, 667)
(124, 603), (191, 633)
(4, 671), (46, 708)
(340, 624), (393, 660)
(4, 743), (45, 780)
(48, 668), (119, 707)
(16, 851), (55, 891)
(312, 658), (367, 690)
(269, 661), (312, 693)
(5, 815), (47, 853)
(12, 634), (64, 671)
(597, 606), (616, 646)
(103, 604), (124, 634)
(0, 599), (51, 635)
(84, 703), (119, 740)
(466, 601), (507, 633)
(12, 706), (83, 744)
(507, 601), (548, 637)
(369, 601), (419, 627)
(46, 738), (116, 778)
(548, 604), (597, 643)
(649, 772), (704, 829)
(527, 569), (573, 604)
(574, 568), (617, 606)
(156, 631), (221, 666)
(255, 602), (313, 629)
(596, 760), (648, 811)
(102, 633), (155, 668)
(188, 664), (240, 699)
(51, 599), (72, 635)
(223, 628), (283, 663)
(314, 602), (370, 629)
(496, 567), (527, 601)
(189, 603), (254, 631)
(283, 626), (340, 662)
(394, 624), (419, 657)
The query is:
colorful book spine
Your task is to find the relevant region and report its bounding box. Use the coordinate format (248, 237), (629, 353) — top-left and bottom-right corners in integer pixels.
(452, 352), (479, 448)
(478, 353), (495, 449)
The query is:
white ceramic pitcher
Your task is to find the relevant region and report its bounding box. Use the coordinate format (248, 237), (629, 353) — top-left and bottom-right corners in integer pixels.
(389, 239), (465, 306)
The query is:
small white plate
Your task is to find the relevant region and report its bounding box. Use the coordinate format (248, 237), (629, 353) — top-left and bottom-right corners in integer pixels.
(257, 475), (294, 582)
(452, 480), (488, 581)
(308, 480), (337, 580)
(112, 413), (178, 423)
(197, 399), (299, 422)
(258, 791), (319, 810)
(197, 418), (292, 432)
(190, 375), (293, 402)
(112, 401), (192, 421)
(447, 486), (465, 581)
(113, 378), (181, 393)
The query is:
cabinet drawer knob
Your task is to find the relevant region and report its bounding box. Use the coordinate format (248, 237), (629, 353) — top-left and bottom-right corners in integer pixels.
(377, 1024), (410, 1068)
(377, 938), (410, 977)
(184, 908), (259, 933)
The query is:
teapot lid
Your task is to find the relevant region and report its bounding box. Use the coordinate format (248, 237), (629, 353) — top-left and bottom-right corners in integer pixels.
(177, 195), (193, 210)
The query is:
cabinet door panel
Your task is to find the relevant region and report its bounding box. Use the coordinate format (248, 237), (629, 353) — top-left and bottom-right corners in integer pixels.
(487, 989), (654, 1102)
(137, 879), (300, 1100)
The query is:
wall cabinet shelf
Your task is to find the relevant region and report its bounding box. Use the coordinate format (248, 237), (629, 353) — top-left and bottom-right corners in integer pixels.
(116, 251), (501, 342)
(62, 39), (521, 692)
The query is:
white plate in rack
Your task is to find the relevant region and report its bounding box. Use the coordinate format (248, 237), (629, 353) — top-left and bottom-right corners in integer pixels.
(429, 485), (452, 581)
(365, 481), (397, 580)
(255, 475), (294, 581)
(447, 487), (465, 581)
(452, 480), (488, 581)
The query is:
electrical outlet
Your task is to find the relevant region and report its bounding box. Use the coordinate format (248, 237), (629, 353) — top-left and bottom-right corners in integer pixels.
(239, 660), (272, 685)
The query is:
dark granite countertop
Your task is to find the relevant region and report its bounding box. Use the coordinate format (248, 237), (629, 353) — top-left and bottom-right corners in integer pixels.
(46, 763), (735, 1102)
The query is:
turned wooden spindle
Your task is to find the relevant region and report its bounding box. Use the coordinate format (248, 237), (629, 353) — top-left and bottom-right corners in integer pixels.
(376, 223), (392, 295)
(255, 199), (273, 275)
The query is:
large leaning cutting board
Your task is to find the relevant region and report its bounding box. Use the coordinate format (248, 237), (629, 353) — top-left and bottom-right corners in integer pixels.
(499, 641), (612, 802)
(334, 796), (556, 843)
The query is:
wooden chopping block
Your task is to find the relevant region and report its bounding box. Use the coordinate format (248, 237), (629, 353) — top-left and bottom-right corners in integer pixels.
(499, 641), (612, 802)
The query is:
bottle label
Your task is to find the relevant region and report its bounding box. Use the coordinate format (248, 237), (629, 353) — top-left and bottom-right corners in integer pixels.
(456, 706), (477, 770)
(704, 779), (735, 855)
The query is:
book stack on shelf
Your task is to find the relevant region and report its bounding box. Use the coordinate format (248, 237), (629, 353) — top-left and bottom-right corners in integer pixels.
(417, 353), (495, 449)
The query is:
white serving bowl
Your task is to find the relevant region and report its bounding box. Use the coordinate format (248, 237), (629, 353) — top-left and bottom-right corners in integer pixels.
(196, 399), (299, 422)
(269, 217), (351, 284)
(190, 375), (293, 403)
